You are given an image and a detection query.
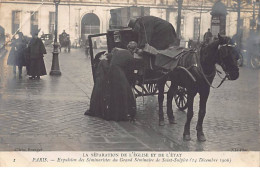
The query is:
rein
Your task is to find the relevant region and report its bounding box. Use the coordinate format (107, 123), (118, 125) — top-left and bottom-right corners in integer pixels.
(198, 64), (227, 89)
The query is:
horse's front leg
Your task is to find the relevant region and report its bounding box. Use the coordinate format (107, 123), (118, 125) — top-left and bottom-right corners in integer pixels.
(157, 79), (166, 126)
(183, 92), (195, 141)
(166, 82), (177, 124)
(196, 88), (210, 142)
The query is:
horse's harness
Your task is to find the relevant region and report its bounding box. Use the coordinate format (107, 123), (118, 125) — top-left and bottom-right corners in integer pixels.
(137, 18), (233, 89)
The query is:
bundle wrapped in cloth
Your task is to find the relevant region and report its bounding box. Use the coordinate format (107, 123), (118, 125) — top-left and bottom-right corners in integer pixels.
(142, 43), (194, 71)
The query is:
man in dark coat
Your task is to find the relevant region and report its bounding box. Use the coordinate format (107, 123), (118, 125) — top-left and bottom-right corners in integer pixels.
(27, 29), (47, 80)
(128, 16), (178, 50)
(203, 28), (213, 44)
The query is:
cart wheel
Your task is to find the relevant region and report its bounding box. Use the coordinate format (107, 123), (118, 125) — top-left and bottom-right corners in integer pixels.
(175, 86), (188, 111)
(145, 83), (158, 95)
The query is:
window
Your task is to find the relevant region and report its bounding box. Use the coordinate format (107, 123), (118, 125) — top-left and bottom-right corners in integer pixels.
(239, 18), (244, 29)
(49, 12), (55, 34)
(193, 17), (200, 40)
(81, 13), (100, 38)
(31, 11), (38, 35)
(12, 11), (21, 34)
(250, 19), (256, 28)
(175, 16), (184, 39)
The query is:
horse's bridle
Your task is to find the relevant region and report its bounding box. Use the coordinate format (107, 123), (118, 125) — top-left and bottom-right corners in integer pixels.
(198, 43), (236, 88)
(217, 43), (237, 80)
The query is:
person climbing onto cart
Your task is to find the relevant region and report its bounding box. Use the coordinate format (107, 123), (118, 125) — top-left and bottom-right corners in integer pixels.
(128, 16), (179, 51)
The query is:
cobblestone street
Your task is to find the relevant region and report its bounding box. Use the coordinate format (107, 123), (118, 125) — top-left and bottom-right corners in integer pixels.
(0, 47), (259, 151)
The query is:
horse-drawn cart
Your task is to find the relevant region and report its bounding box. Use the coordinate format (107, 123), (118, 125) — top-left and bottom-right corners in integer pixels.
(88, 28), (188, 111)
(59, 33), (71, 52)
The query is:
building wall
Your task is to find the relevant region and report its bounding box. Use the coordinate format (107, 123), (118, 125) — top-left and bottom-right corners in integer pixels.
(0, 0), (257, 43)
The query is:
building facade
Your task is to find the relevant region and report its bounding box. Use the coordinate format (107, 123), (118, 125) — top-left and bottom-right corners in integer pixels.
(0, 0), (258, 45)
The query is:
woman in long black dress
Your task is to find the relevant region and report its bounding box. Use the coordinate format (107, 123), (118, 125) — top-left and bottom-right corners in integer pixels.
(85, 44), (137, 121)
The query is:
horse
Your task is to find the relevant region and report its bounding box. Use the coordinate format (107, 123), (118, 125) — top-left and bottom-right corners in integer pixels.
(157, 34), (239, 142)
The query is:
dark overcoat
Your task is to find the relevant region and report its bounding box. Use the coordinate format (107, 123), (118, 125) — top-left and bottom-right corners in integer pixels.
(27, 37), (47, 77)
(7, 38), (27, 66)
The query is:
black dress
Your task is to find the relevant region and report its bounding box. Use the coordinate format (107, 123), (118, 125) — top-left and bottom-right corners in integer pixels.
(27, 37), (47, 77)
(86, 48), (136, 121)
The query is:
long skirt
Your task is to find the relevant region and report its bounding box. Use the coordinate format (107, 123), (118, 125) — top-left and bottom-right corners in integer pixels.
(87, 60), (136, 121)
(106, 64), (136, 121)
(88, 60), (110, 118)
(27, 58), (47, 77)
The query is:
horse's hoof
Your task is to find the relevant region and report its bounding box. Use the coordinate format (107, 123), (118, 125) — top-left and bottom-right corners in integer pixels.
(169, 118), (177, 124)
(159, 120), (165, 126)
(183, 134), (191, 141)
(197, 132), (206, 142)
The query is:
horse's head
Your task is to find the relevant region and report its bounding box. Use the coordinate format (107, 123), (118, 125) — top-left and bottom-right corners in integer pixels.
(217, 34), (239, 80)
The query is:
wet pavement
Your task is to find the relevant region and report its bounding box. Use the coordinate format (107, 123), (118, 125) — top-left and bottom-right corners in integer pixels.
(0, 46), (259, 151)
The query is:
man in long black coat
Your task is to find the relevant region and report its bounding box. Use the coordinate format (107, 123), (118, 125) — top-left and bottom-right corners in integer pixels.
(128, 16), (178, 50)
(27, 30), (47, 80)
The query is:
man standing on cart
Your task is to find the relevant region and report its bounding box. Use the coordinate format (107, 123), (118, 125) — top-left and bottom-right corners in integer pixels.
(128, 16), (179, 50)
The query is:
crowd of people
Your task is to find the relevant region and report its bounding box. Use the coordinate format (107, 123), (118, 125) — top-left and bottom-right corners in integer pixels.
(7, 29), (47, 80)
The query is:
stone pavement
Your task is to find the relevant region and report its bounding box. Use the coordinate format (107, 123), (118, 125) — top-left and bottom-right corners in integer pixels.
(135, 65), (260, 151)
(0, 46), (259, 151)
(0, 47), (172, 151)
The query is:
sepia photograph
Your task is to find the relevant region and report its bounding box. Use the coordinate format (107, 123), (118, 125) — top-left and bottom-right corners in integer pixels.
(0, 0), (259, 167)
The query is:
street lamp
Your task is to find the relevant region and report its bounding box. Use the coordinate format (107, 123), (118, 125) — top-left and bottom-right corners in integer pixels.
(50, 0), (61, 76)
